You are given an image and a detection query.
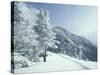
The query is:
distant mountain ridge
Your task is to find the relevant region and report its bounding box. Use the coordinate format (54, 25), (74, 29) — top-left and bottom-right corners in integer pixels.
(48, 26), (97, 61)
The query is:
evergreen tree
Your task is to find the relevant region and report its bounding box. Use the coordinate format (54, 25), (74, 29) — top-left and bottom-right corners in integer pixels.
(13, 2), (39, 61)
(34, 9), (60, 62)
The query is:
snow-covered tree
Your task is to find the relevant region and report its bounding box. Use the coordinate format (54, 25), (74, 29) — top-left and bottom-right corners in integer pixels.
(12, 2), (39, 61)
(34, 9), (60, 62)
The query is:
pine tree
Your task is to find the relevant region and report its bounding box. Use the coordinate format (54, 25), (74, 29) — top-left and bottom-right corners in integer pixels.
(13, 2), (39, 61)
(34, 9), (60, 62)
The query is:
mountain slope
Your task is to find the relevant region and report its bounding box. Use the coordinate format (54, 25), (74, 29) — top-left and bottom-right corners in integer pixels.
(14, 52), (96, 74)
(48, 26), (97, 61)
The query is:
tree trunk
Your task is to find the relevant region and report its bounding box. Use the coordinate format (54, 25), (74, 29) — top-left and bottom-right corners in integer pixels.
(43, 50), (46, 62)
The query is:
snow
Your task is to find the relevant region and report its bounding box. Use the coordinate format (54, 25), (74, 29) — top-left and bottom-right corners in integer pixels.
(18, 2), (39, 25)
(14, 51), (97, 74)
(58, 53), (97, 69)
(12, 52), (35, 69)
(12, 2), (97, 74)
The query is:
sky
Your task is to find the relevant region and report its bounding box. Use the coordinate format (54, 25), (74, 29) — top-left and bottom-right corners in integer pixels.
(25, 2), (97, 45)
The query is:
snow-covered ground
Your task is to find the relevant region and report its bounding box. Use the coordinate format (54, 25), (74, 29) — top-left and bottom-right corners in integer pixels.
(14, 51), (97, 74)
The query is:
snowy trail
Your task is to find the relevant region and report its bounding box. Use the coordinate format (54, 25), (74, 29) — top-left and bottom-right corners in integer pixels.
(14, 52), (96, 74)
(58, 54), (89, 69)
(58, 53), (97, 69)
